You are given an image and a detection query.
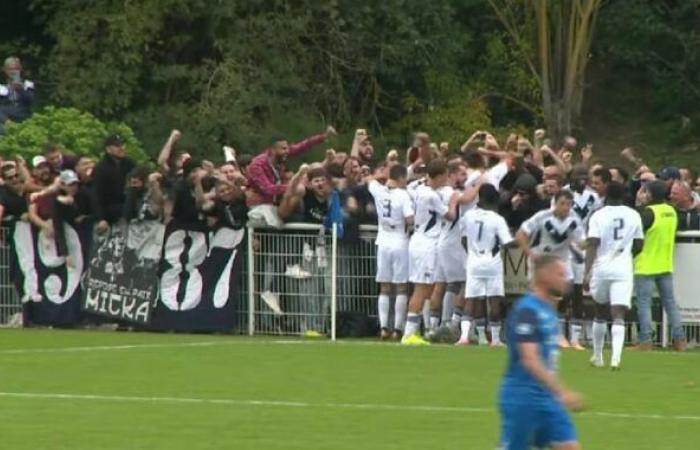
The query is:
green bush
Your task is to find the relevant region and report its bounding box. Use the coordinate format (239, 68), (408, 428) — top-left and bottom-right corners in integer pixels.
(0, 107), (148, 163)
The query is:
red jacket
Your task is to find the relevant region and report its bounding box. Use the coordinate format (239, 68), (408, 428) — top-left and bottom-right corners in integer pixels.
(246, 134), (326, 207)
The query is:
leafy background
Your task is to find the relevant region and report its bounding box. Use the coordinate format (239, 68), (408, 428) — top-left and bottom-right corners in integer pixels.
(1, 0), (699, 169)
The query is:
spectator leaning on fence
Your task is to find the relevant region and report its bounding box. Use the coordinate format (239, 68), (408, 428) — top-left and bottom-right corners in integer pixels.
(669, 181), (700, 230)
(0, 56), (35, 135)
(634, 181), (687, 351)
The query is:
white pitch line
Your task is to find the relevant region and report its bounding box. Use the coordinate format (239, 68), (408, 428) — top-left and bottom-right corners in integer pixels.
(0, 391), (697, 422)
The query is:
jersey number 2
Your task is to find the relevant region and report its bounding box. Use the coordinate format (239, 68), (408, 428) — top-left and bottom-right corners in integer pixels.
(613, 218), (625, 240)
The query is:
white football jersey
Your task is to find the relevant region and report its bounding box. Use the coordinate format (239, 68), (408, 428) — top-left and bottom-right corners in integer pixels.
(520, 209), (584, 260)
(437, 186), (462, 245)
(368, 180), (414, 248)
(565, 186), (602, 226)
(461, 208), (513, 278)
(486, 161), (509, 189)
(407, 178), (426, 205)
(587, 205), (644, 280)
(411, 184), (448, 248)
(461, 169), (482, 211)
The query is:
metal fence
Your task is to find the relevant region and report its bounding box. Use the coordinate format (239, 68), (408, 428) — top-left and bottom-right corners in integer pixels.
(0, 224), (698, 346)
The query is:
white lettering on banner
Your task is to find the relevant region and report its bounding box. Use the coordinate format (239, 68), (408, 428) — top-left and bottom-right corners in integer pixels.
(672, 243), (700, 323)
(211, 228), (244, 309)
(160, 230), (207, 311)
(12, 222), (83, 304)
(503, 247), (529, 295)
(85, 288), (150, 322)
(159, 227), (245, 311)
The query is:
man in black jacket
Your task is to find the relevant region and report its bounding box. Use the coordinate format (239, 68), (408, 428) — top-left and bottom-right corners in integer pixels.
(93, 134), (136, 233)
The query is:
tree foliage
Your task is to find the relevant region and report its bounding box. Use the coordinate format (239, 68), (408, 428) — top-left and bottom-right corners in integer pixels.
(0, 107), (147, 162)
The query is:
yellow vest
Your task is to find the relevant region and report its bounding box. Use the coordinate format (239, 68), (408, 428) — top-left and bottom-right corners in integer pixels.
(634, 203), (677, 275)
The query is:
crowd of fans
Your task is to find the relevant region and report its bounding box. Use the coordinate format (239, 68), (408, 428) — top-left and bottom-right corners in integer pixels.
(0, 125), (699, 265)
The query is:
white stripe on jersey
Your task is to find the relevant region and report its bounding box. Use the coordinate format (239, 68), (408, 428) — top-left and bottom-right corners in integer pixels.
(564, 186), (602, 226)
(520, 209), (584, 260)
(461, 208), (513, 278)
(411, 185), (448, 246)
(587, 205), (644, 280)
(368, 180), (414, 247)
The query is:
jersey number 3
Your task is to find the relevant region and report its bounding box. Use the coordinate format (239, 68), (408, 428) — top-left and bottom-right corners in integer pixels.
(382, 199), (392, 218)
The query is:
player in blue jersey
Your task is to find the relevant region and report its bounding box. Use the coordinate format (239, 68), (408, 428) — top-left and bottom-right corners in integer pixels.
(499, 254), (585, 450)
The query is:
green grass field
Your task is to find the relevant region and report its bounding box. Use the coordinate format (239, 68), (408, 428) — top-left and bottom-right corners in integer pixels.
(0, 329), (697, 449)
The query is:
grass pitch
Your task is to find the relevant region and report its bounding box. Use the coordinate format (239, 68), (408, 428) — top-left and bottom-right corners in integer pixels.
(0, 329), (697, 449)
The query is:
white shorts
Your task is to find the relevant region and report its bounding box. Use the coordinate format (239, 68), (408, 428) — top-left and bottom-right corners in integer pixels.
(590, 278), (633, 308)
(465, 276), (504, 298)
(375, 244), (409, 284)
(435, 245), (466, 283)
(409, 244), (437, 285)
(571, 254), (585, 284)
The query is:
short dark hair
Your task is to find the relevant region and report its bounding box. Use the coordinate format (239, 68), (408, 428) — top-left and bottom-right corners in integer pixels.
(447, 161), (465, 175)
(611, 166), (629, 183)
(554, 190), (574, 202)
(269, 136), (287, 147)
(389, 164), (407, 181)
(463, 150), (484, 169)
(237, 153), (253, 168)
(646, 180), (668, 203)
(477, 183), (499, 208)
(592, 168), (612, 184)
(605, 181), (626, 203)
(44, 144), (61, 155)
(307, 167), (328, 181)
(426, 159), (447, 179)
(326, 163), (344, 179)
(532, 253), (563, 277)
(127, 166), (150, 183)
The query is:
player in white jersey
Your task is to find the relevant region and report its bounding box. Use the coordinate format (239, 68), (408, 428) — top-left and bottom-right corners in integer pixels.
(564, 165), (607, 347)
(428, 161), (472, 333)
(402, 160), (458, 345)
(516, 190), (587, 349)
(457, 183), (514, 347)
(584, 182), (644, 370)
(368, 164), (414, 340)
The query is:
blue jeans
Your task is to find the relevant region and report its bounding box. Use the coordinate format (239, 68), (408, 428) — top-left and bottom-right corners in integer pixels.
(635, 273), (685, 343)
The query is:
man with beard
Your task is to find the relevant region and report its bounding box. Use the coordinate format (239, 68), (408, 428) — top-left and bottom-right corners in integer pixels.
(246, 126), (336, 209)
(26, 156), (55, 193)
(123, 166), (163, 222)
(350, 129), (375, 169)
(93, 134), (136, 233)
(203, 179), (249, 230)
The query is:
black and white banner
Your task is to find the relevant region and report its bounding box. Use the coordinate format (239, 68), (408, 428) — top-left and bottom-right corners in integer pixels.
(82, 221), (164, 325)
(149, 224), (245, 332)
(11, 222), (83, 326)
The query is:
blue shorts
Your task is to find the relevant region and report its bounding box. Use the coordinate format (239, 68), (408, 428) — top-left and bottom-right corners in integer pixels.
(499, 398), (577, 450)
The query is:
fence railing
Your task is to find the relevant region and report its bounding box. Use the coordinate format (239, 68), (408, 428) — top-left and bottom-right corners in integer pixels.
(0, 224), (698, 346)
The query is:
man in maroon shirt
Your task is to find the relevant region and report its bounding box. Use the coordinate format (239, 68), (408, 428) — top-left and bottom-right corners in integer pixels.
(246, 126), (336, 207)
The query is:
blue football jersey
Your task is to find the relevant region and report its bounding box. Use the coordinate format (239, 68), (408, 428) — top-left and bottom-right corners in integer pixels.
(501, 293), (560, 402)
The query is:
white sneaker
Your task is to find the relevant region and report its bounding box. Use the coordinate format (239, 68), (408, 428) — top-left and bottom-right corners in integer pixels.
(589, 355), (604, 368)
(284, 264), (312, 279)
(261, 291), (283, 315)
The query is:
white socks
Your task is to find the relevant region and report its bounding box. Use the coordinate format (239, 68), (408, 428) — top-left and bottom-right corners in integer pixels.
(429, 314), (440, 332)
(592, 320), (607, 362)
(611, 321), (625, 367)
(422, 302), (430, 330)
(441, 291), (455, 325)
(460, 317), (472, 341)
(490, 323), (502, 344)
(476, 325), (487, 345)
(570, 323), (582, 346)
(378, 294), (390, 329)
(404, 312), (421, 338)
(394, 295), (408, 331)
